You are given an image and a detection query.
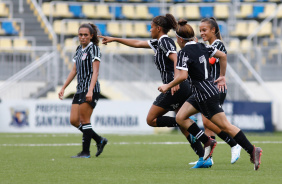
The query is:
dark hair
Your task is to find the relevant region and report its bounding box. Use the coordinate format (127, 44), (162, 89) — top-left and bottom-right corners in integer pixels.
(78, 23), (99, 46)
(152, 14), (177, 34)
(201, 17), (222, 40)
(175, 19), (195, 41)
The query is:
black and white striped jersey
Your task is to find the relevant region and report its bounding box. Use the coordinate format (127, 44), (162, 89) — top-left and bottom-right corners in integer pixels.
(73, 42), (101, 93)
(210, 39), (227, 81)
(148, 35), (177, 84)
(176, 41), (219, 102)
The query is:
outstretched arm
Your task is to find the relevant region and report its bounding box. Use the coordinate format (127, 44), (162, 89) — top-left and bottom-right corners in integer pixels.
(98, 35), (150, 48)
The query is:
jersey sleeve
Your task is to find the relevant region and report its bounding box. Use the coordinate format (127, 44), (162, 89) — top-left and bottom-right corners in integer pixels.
(205, 44), (218, 58)
(214, 41), (227, 54)
(91, 45), (101, 62)
(159, 37), (177, 57)
(147, 39), (158, 52)
(176, 50), (189, 71)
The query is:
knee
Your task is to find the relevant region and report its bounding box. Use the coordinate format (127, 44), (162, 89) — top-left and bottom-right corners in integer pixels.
(70, 118), (79, 127)
(146, 117), (156, 127)
(175, 114), (184, 126)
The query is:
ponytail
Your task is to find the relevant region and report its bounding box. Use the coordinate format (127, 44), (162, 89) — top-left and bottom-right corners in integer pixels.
(175, 19), (195, 41)
(152, 14), (177, 34)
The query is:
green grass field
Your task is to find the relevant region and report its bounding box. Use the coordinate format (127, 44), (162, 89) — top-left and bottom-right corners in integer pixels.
(1, 132), (282, 184)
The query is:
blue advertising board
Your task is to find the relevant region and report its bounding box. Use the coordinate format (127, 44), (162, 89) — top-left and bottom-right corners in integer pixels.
(196, 101), (273, 132)
(223, 101), (273, 132)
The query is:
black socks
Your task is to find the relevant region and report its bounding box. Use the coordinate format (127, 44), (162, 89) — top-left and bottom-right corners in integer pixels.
(187, 123), (209, 144)
(82, 123), (93, 154)
(187, 135), (204, 157)
(233, 130), (254, 155)
(217, 131), (237, 147)
(78, 123), (101, 143)
(156, 116), (179, 127)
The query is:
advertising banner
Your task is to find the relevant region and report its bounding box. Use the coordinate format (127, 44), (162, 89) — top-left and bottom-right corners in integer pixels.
(0, 100), (273, 133)
(0, 99), (154, 134)
(195, 101), (273, 132)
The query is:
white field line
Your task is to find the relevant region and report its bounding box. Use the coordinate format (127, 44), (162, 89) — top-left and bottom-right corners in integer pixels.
(1, 141), (282, 147)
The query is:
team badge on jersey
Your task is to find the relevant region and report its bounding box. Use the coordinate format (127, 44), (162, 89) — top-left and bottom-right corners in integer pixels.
(82, 53), (87, 60)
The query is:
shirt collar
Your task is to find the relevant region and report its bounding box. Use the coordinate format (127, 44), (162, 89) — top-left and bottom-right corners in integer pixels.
(81, 42), (93, 51)
(184, 41), (197, 46)
(158, 34), (168, 42)
(211, 39), (221, 46)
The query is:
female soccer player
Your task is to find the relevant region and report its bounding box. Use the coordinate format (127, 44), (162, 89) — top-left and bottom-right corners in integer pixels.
(99, 14), (214, 167)
(158, 19), (262, 170)
(189, 17), (242, 165)
(58, 23), (108, 158)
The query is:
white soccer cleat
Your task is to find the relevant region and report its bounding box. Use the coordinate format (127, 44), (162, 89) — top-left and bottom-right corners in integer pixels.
(231, 144), (242, 164)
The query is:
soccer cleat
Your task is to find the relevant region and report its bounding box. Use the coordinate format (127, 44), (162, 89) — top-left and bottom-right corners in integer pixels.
(189, 157), (214, 165)
(231, 144), (242, 164)
(203, 137), (217, 160)
(191, 157), (212, 169)
(250, 146), (262, 170)
(71, 151), (90, 158)
(95, 137), (108, 157)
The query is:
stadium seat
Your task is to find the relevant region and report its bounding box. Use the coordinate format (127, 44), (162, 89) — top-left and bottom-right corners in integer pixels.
(258, 4), (276, 19)
(136, 5), (153, 19)
(277, 4), (282, 19)
(187, 0), (201, 2)
(123, 22), (134, 37)
(42, 2), (51, 16)
(64, 38), (79, 51)
(236, 4), (253, 18)
(0, 2), (9, 17)
(53, 3), (72, 18)
(231, 22), (248, 37)
(247, 21), (259, 36)
(240, 39), (252, 52)
(82, 4), (95, 18)
(0, 38), (12, 50)
(258, 22), (272, 37)
(228, 39), (240, 53)
(122, 5), (135, 19)
(2, 21), (18, 35)
(96, 23), (109, 36)
(13, 38), (30, 48)
(134, 22), (150, 37)
(148, 7), (160, 17)
(200, 6), (214, 18)
(190, 23), (198, 37)
(249, 5), (264, 18)
(69, 5), (84, 18)
(110, 6), (125, 19)
(214, 4), (229, 19)
(169, 6), (184, 19)
(66, 21), (80, 35)
(53, 20), (66, 34)
(185, 5), (200, 19)
(0, 24), (5, 35)
(95, 4), (112, 19)
(107, 22), (122, 37)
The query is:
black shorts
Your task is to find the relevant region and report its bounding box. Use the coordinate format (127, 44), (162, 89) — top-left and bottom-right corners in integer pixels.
(219, 89), (227, 105)
(72, 91), (100, 109)
(153, 80), (191, 111)
(187, 94), (224, 119)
